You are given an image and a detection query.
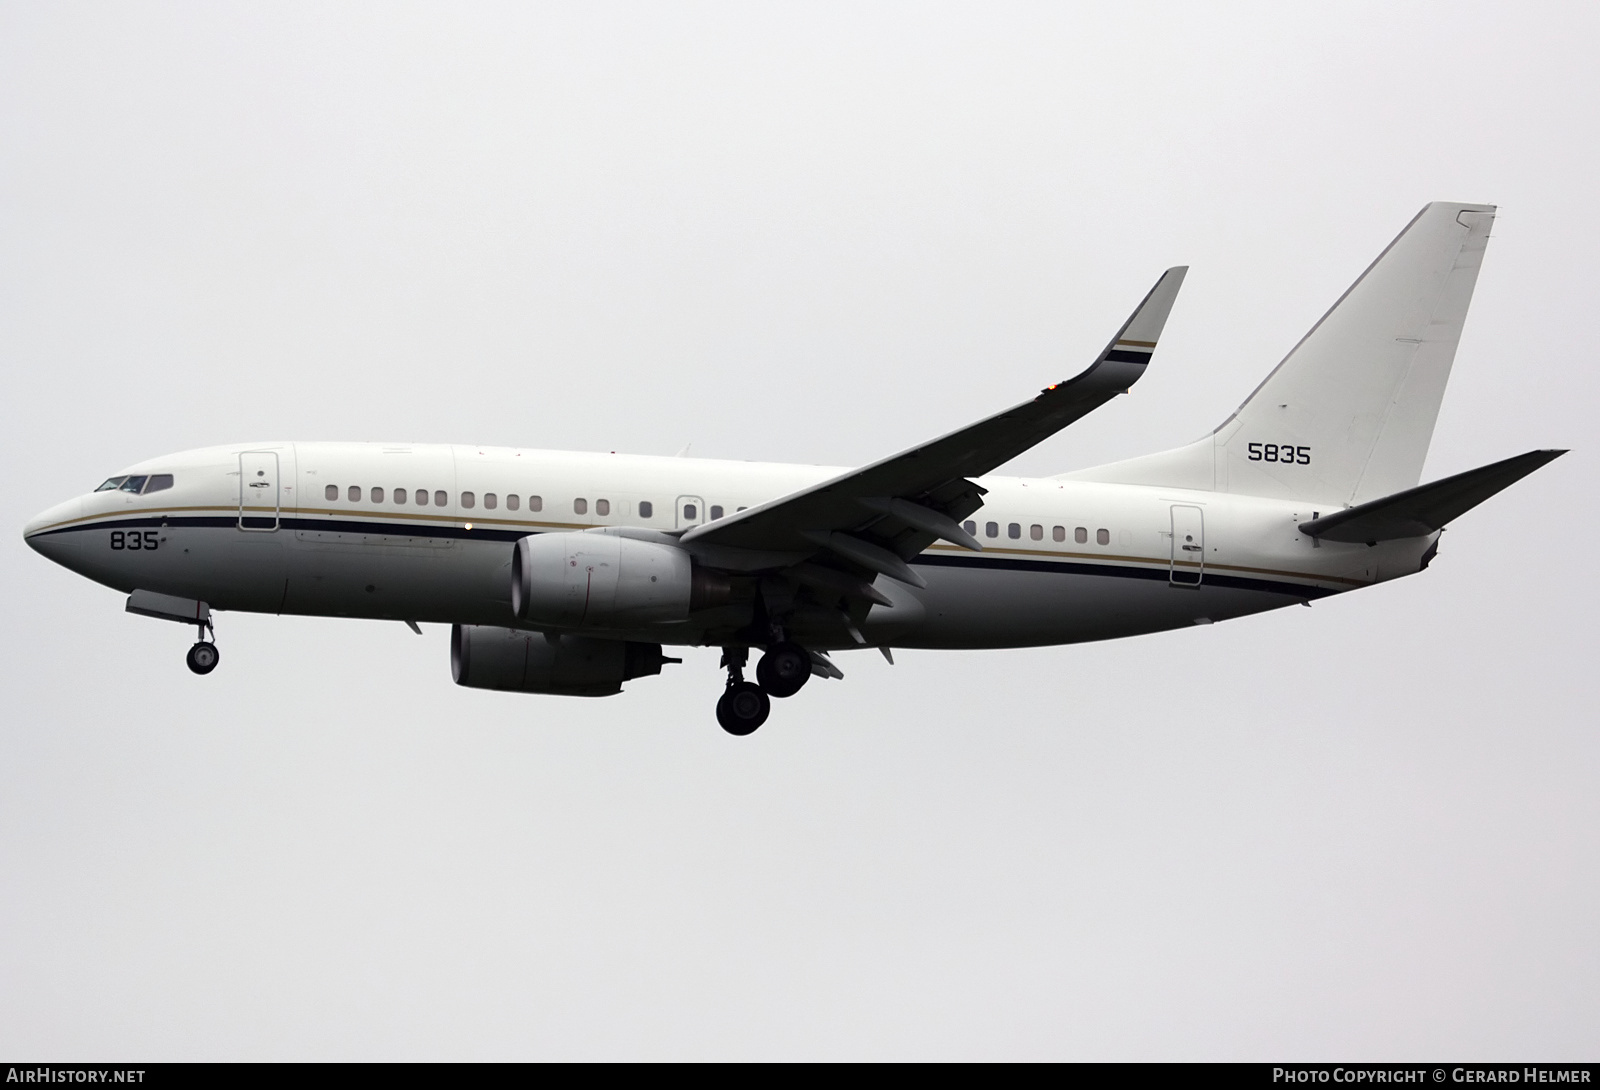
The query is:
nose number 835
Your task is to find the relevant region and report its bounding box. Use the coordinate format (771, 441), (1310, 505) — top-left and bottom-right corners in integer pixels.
(110, 530), (160, 551)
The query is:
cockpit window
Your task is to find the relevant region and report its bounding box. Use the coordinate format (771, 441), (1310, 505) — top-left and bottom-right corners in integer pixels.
(97, 474), (172, 495)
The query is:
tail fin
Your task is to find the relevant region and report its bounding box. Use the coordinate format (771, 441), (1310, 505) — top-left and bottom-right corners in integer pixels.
(1066, 202), (1496, 504)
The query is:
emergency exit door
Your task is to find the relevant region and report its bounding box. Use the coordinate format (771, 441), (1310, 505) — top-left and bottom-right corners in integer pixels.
(675, 495), (705, 530)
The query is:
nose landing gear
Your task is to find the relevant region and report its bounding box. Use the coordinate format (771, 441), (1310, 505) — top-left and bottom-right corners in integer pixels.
(186, 617), (219, 676)
(186, 640), (220, 675)
(123, 592), (221, 677)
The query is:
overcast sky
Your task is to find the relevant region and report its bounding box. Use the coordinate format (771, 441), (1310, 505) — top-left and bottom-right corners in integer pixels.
(2, 1), (1596, 1060)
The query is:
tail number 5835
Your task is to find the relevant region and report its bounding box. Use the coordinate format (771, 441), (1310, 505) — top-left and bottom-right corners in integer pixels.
(110, 530), (160, 550)
(1248, 443), (1311, 465)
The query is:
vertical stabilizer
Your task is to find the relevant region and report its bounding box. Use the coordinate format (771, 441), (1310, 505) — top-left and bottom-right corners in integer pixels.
(1065, 202), (1496, 504)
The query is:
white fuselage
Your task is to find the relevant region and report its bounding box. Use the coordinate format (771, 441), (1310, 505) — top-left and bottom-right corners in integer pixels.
(24, 441), (1434, 652)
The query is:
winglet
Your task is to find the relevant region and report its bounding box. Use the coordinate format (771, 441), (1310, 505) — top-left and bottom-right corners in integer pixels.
(1043, 266), (1187, 395)
(1106, 265), (1187, 363)
(682, 266), (1191, 557)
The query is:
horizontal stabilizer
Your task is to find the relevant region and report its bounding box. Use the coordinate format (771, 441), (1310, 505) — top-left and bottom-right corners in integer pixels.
(1298, 449), (1566, 543)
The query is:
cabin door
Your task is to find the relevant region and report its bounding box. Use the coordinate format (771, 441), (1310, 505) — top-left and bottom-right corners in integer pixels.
(239, 451), (281, 531)
(1170, 505), (1204, 586)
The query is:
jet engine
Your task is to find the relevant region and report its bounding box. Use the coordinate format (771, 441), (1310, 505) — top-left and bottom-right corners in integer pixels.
(451, 624), (673, 697)
(511, 531), (726, 629)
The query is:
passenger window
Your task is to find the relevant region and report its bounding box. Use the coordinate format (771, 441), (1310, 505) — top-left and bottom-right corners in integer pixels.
(461, 491), (475, 509)
(985, 521), (998, 538)
(1030, 524), (1043, 540)
(119, 476), (148, 493)
(963, 521), (977, 535)
(415, 489), (429, 507)
(435, 491), (447, 507)
(710, 505), (723, 520)
(144, 474), (173, 494)
(1075, 527), (1087, 544)
(325, 484), (338, 501)
(395, 488), (407, 504)
(737, 506), (748, 512)
(95, 477), (128, 492)
(348, 485), (361, 502)
(683, 504), (697, 520)
(484, 493), (497, 510)
(574, 498), (588, 515)
(1097, 528), (1110, 545)
(596, 499), (610, 516)
(1052, 526), (1065, 542)
(639, 500), (653, 518)
(1008, 523), (1021, 539)
(371, 486), (384, 503)
(506, 494), (519, 511)
(528, 496), (542, 512)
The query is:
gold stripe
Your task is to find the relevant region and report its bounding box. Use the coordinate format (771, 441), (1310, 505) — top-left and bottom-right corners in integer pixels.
(28, 504), (231, 533)
(25, 504), (592, 536)
(1116, 339), (1158, 348)
(922, 541), (1367, 587)
(294, 505), (584, 531)
(34, 507), (1366, 588)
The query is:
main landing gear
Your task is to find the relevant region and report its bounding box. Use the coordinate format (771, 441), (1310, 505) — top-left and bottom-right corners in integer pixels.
(715, 641), (814, 735)
(716, 681), (769, 736)
(716, 648), (769, 736)
(755, 641), (810, 699)
(186, 617), (219, 676)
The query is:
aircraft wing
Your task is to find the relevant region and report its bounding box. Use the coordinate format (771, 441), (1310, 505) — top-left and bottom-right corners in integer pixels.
(680, 267), (1187, 583)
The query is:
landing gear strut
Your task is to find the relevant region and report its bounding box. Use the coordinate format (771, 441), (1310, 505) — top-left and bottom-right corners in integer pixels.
(186, 618), (219, 676)
(716, 648), (769, 736)
(756, 641), (810, 698)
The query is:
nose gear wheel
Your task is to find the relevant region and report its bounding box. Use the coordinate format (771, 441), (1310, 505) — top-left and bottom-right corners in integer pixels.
(186, 642), (220, 675)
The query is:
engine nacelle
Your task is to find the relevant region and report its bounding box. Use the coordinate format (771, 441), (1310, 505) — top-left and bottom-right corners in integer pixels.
(511, 531), (694, 628)
(451, 624), (671, 697)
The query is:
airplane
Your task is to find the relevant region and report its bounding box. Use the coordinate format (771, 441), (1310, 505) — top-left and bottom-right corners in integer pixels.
(23, 202), (1565, 735)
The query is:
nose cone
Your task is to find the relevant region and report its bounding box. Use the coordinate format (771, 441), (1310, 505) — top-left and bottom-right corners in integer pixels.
(24, 496), (84, 566)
